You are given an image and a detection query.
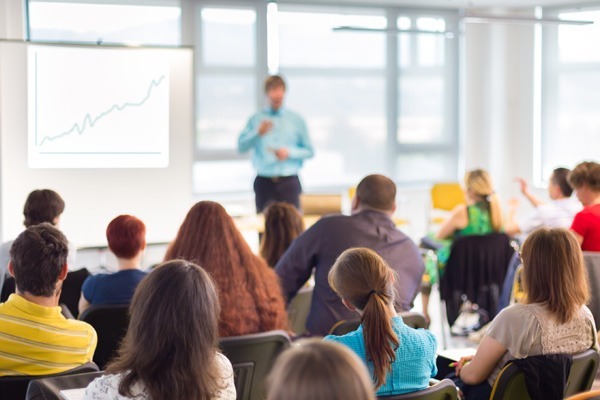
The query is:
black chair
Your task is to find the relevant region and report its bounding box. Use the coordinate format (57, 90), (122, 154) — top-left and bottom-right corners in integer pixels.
(378, 379), (458, 400)
(26, 371), (103, 400)
(60, 268), (91, 319)
(79, 304), (130, 370)
(219, 330), (291, 400)
(1, 268), (90, 319)
(0, 362), (98, 400)
(489, 349), (599, 400)
(440, 233), (514, 326)
(329, 312), (428, 336)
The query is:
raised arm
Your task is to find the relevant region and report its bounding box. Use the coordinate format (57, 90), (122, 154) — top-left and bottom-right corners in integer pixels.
(516, 177), (543, 208)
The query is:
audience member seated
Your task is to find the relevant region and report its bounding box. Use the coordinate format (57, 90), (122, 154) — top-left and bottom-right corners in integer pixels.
(453, 228), (598, 400)
(568, 161), (600, 251)
(421, 169), (503, 323)
(505, 168), (580, 240)
(164, 201), (288, 337)
(0, 189), (77, 294)
(0, 223), (97, 376)
(276, 174), (423, 336)
(84, 260), (236, 399)
(325, 248), (437, 397)
(260, 202), (305, 268)
(78, 215), (148, 314)
(267, 339), (375, 400)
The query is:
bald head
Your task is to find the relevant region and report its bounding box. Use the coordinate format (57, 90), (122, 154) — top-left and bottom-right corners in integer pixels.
(354, 174), (396, 213)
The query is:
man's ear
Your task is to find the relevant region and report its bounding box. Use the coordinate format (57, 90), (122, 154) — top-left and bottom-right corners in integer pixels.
(58, 264), (68, 281)
(7, 261), (15, 277)
(351, 195), (360, 211)
(341, 298), (356, 311)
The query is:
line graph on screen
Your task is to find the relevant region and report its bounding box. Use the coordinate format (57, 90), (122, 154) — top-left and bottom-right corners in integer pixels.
(28, 46), (170, 168)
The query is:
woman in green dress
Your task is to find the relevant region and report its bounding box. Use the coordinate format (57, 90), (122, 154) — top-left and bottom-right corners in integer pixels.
(422, 169), (504, 323)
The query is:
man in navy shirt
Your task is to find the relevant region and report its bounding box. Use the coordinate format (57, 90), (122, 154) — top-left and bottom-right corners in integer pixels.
(275, 174), (425, 336)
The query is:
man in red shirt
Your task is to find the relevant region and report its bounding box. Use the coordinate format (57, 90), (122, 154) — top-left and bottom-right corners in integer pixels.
(569, 161), (600, 251)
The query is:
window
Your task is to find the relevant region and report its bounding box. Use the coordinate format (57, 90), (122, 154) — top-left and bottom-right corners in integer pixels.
(541, 8), (600, 181)
(27, 0), (181, 46)
(191, 2), (459, 194)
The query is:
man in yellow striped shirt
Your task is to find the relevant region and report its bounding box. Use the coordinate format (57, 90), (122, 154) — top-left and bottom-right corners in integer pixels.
(0, 223), (97, 376)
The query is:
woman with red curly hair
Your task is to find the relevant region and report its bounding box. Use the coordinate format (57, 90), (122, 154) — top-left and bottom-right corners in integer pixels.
(165, 201), (288, 337)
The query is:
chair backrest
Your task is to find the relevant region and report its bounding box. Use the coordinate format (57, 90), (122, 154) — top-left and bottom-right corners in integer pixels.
(26, 371), (103, 400)
(286, 286), (313, 335)
(440, 233), (514, 326)
(0, 363), (98, 400)
(430, 183), (465, 212)
(299, 193), (342, 216)
(79, 304), (130, 370)
(378, 379), (458, 400)
(60, 268), (91, 319)
(583, 252), (600, 329)
(219, 330), (291, 400)
(564, 349), (600, 397)
(565, 389), (600, 400)
(329, 319), (361, 336)
(399, 311), (428, 329)
(1, 269), (90, 318)
(490, 349), (600, 400)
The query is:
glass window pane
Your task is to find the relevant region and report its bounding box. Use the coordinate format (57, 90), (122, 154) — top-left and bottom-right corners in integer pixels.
(398, 75), (445, 143)
(542, 71), (600, 173)
(416, 18), (445, 66)
(395, 152), (455, 182)
(282, 74), (386, 189)
(278, 9), (386, 68)
(558, 11), (600, 63)
(28, 2), (181, 46)
(200, 8), (256, 66)
(197, 75), (256, 149)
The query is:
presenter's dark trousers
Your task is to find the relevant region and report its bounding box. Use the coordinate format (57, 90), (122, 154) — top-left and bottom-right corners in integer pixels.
(254, 175), (302, 213)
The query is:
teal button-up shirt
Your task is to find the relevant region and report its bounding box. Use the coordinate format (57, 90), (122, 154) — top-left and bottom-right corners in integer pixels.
(238, 107), (314, 177)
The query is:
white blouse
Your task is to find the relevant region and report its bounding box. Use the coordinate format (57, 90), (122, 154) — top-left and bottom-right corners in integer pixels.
(83, 353), (236, 400)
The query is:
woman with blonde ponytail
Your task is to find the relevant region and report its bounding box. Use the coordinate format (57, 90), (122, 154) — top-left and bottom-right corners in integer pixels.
(325, 248), (437, 397)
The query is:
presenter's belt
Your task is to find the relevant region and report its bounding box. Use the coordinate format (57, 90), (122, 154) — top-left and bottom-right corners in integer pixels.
(258, 175), (298, 183)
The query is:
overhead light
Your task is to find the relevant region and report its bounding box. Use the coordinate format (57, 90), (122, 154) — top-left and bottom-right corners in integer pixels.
(333, 26), (455, 39)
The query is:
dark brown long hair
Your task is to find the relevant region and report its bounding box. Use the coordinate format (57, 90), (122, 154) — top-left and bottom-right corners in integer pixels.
(107, 260), (224, 400)
(328, 248), (399, 390)
(164, 201), (288, 337)
(521, 227), (589, 324)
(260, 202), (305, 268)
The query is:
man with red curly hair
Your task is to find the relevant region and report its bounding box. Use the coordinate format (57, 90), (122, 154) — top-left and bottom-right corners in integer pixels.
(78, 215), (147, 314)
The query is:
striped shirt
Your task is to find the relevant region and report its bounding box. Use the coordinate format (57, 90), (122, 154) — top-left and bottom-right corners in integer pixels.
(0, 294), (97, 376)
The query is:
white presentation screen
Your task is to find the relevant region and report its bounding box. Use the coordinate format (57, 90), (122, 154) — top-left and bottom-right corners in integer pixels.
(28, 46), (170, 168)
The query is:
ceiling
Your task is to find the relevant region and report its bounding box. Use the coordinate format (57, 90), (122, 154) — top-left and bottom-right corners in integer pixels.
(290, 0), (598, 10)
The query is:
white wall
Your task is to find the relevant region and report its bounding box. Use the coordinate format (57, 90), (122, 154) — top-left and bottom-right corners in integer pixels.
(0, 42), (195, 246)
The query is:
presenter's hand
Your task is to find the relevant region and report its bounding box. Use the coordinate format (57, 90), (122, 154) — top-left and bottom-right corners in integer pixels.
(275, 148), (289, 161)
(258, 120), (273, 136)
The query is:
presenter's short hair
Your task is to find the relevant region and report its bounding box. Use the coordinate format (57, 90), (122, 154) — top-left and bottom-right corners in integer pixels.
(23, 189), (65, 227)
(265, 75), (286, 93)
(10, 223), (69, 297)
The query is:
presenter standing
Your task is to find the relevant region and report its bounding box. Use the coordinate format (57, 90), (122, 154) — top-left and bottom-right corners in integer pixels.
(238, 75), (314, 212)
